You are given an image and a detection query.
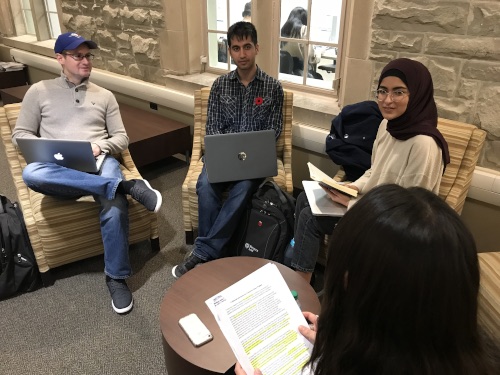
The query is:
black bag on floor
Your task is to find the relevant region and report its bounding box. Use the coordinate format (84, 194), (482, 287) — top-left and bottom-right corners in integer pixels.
(229, 181), (295, 263)
(0, 195), (40, 300)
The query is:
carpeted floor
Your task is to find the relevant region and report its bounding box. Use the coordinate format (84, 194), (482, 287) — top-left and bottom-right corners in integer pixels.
(0, 134), (191, 374)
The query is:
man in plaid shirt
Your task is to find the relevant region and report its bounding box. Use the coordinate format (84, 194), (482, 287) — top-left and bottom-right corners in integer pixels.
(173, 21), (284, 278)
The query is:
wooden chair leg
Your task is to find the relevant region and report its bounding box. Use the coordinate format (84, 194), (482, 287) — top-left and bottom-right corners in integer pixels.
(40, 270), (55, 287)
(151, 237), (160, 252)
(185, 231), (194, 245)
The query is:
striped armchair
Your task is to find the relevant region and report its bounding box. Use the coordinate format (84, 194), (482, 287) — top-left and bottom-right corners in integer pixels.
(182, 87), (293, 244)
(0, 103), (159, 286)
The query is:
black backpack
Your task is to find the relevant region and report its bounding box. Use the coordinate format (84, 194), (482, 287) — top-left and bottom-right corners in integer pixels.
(229, 181), (296, 263)
(0, 195), (40, 300)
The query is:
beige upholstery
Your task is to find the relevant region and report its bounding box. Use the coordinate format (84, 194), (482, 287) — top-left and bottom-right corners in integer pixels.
(182, 87), (293, 242)
(0, 103), (159, 285)
(477, 252), (500, 341)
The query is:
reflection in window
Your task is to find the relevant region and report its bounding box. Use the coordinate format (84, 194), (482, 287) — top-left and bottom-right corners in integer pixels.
(279, 0), (343, 91)
(207, 0), (251, 71)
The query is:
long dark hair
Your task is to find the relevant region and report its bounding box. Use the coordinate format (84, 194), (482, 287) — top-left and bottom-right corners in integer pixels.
(281, 7), (307, 45)
(310, 184), (496, 375)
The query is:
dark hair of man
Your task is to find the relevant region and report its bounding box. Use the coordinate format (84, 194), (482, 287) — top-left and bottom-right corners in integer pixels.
(227, 21), (257, 47)
(309, 184), (497, 375)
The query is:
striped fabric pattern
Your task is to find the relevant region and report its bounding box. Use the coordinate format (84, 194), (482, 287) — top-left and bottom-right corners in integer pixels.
(182, 87), (293, 235)
(436, 118), (486, 214)
(478, 252), (500, 340)
(0, 104), (158, 274)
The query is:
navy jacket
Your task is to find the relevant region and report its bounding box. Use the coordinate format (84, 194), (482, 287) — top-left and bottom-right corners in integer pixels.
(326, 101), (383, 181)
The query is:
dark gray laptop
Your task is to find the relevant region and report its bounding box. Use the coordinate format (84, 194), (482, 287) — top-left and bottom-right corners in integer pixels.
(204, 130), (278, 183)
(16, 138), (106, 173)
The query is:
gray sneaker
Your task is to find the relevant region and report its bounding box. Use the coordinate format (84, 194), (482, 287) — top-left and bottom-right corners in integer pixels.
(129, 179), (162, 213)
(172, 253), (205, 278)
(106, 276), (133, 314)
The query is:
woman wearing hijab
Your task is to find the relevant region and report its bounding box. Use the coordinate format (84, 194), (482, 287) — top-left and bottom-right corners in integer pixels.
(291, 58), (450, 283)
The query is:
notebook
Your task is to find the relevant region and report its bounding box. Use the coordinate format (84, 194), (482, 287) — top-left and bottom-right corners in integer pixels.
(302, 180), (347, 217)
(16, 138), (106, 173)
(204, 130), (278, 183)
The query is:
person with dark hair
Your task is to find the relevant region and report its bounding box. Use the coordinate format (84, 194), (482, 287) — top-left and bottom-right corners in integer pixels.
(280, 7), (321, 77)
(237, 184), (498, 375)
(242, 2), (251, 22)
(291, 58), (450, 283)
(173, 22), (284, 278)
(12, 32), (162, 314)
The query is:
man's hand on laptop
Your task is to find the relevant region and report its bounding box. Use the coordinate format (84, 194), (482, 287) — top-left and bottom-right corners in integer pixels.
(91, 143), (102, 157)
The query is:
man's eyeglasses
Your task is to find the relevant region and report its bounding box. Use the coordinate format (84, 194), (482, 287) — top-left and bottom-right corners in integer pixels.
(63, 53), (95, 61)
(374, 89), (409, 102)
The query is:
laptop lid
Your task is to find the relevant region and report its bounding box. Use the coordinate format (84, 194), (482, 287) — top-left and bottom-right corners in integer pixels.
(204, 130), (278, 183)
(16, 138), (105, 173)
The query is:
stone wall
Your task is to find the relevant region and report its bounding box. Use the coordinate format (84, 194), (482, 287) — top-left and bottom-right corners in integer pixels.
(60, 0), (168, 85)
(370, 0), (500, 169)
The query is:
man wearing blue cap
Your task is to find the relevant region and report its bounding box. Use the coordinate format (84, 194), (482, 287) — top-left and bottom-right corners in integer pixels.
(12, 32), (163, 314)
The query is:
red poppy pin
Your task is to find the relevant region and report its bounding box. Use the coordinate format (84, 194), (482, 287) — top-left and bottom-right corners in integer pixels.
(255, 97), (263, 105)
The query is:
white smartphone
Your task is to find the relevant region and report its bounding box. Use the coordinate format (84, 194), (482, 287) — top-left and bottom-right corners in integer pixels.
(178, 313), (213, 347)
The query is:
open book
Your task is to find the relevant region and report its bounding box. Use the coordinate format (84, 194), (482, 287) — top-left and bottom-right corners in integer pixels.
(307, 162), (358, 198)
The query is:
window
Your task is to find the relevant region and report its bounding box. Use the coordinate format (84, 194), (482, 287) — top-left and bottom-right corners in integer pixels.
(279, 0), (343, 91)
(20, 0), (35, 35)
(205, 0), (345, 93)
(10, 0), (60, 40)
(206, 0), (251, 71)
(44, 0), (61, 38)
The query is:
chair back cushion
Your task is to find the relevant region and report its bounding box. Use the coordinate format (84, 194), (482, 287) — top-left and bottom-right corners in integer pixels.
(437, 118), (486, 213)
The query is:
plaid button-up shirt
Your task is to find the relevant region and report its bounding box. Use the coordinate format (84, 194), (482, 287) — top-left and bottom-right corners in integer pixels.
(206, 66), (284, 138)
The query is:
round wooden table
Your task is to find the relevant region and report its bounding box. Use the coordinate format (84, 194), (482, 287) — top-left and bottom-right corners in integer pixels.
(159, 257), (321, 374)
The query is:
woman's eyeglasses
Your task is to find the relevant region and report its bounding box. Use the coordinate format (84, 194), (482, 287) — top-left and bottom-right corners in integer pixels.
(374, 89), (409, 102)
(63, 53), (95, 61)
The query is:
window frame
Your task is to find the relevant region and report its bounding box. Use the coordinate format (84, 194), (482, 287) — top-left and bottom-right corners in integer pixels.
(203, 0), (347, 96)
(9, 0), (60, 41)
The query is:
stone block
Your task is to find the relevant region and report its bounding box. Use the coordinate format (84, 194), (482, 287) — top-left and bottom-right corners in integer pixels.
(369, 50), (399, 63)
(116, 50), (136, 62)
(469, 3), (500, 37)
(150, 10), (164, 27)
(435, 97), (474, 124)
(476, 84), (500, 138)
(120, 7), (150, 25)
(462, 61), (500, 82)
(426, 36), (500, 61)
(457, 79), (481, 101)
(130, 35), (160, 64)
(107, 60), (126, 75)
(123, 26), (159, 37)
(102, 5), (122, 29)
(371, 30), (423, 52)
(482, 141), (500, 169)
(61, 3), (80, 12)
(128, 63), (146, 80)
(124, 0), (162, 8)
(96, 30), (116, 48)
(372, 1), (469, 34)
(426, 57), (461, 98)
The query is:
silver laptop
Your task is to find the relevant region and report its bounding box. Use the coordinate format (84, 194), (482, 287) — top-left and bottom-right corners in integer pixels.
(204, 130), (278, 183)
(16, 138), (106, 173)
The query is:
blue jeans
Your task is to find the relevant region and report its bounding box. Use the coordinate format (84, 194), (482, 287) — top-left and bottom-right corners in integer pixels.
(291, 192), (340, 273)
(193, 165), (261, 261)
(22, 157), (131, 279)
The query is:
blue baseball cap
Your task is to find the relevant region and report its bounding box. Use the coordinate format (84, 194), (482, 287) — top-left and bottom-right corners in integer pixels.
(54, 32), (98, 53)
